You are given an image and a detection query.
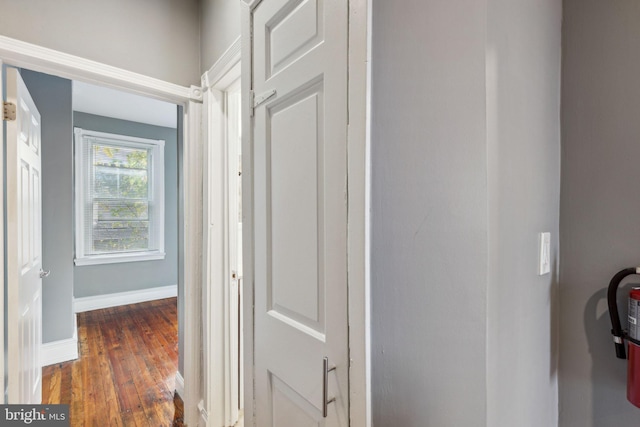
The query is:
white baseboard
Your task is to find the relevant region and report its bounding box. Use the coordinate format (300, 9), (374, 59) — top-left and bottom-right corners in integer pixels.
(74, 284), (177, 313)
(197, 399), (209, 426)
(41, 315), (79, 366)
(175, 371), (185, 398)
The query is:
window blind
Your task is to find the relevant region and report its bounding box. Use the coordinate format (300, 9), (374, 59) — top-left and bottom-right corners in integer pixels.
(85, 140), (153, 254)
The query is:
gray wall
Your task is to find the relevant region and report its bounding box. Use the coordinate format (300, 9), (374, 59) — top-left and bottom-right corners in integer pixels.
(371, 1), (489, 425)
(21, 70), (75, 344)
(73, 112), (178, 298)
(560, 1), (640, 426)
(486, 0), (562, 426)
(0, 0), (200, 87)
(371, 1), (561, 426)
(200, 0), (241, 73)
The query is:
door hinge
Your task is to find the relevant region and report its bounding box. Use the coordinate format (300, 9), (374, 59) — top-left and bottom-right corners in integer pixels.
(250, 89), (277, 117)
(3, 102), (16, 121)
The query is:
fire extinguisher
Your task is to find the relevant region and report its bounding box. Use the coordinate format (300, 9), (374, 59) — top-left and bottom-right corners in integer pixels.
(607, 267), (640, 408)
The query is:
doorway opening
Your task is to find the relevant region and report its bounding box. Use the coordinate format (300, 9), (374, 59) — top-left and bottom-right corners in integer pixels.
(15, 67), (183, 424)
(1, 46), (204, 424)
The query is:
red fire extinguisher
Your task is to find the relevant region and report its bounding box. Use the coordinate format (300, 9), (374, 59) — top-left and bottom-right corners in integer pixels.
(608, 268), (640, 407)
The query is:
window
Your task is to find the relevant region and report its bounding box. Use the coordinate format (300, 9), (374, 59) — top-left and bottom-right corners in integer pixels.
(74, 128), (165, 266)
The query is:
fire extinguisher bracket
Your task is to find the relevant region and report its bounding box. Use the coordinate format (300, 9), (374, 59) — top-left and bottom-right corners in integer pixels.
(607, 267), (638, 359)
(607, 267), (640, 408)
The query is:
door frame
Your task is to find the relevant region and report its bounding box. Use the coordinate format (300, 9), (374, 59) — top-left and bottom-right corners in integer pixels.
(0, 58), (5, 403)
(0, 35), (204, 425)
(240, 0), (371, 425)
(201, 36), (242, 427)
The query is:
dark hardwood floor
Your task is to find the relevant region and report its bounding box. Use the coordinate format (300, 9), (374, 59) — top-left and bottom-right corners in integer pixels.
(42, 297), (184, 427)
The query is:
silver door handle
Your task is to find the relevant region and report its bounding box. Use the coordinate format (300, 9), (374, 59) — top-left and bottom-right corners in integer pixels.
(323, 357), (336, 418)
(39, 269), (50, 278)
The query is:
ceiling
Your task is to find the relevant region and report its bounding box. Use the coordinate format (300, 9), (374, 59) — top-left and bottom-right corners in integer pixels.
(72, 81), (178, 129)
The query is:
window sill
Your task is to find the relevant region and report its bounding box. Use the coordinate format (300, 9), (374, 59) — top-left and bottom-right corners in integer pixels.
(74, 251), (166, 266)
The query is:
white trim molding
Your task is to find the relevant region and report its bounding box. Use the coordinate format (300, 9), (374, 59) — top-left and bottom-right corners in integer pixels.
(175, 371), (185, 398)
(0, 35), (199, 104)
(41, 316), (79, 366)
(73, 127), (166, 267)
(203, 37), (241, 90)
(0, 59), (5, 405)
(182, 99), (204, 427)
(241, 0), (262, 10)
(74, 252), (166, 266)
(198, 400), (209, 427)
(347, 0), (372, 425)
(202, 54), (242, 427)
(73, 285), (177, 313)
(240, 5), (255, 423)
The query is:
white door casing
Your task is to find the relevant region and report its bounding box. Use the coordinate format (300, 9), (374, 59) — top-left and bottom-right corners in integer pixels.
(250, 0), (349, 425)
(5, 66), (43, 404)
(202, 37), (243, 426)
(0, 59), (5, 405)
(227, 77), (243, 426)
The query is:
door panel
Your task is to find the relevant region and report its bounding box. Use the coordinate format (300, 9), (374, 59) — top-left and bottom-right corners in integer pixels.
(251, 0), (348, 425)
(269, 89), (324, 334)
(267, 0), (324, 78)
(6, 67), (43, 404)
(20, 161), (30, 270)
(271, 373), (320, 427)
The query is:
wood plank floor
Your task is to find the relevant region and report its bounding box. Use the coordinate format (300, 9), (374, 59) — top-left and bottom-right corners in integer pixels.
(42, 298), (184, 427)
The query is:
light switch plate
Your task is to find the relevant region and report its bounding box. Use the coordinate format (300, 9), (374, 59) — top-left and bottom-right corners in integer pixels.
(538, 232), (551, 275)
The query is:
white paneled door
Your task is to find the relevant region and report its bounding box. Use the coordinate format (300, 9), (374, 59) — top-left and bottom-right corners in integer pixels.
(251, 0), (349, 425)
(5, 67), (44, 404)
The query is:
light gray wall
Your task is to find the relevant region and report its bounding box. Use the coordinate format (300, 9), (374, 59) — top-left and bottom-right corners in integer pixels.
(0, 0), (200, 86)
(560, 1), (640, 426)
(73, 112), (178, 298)
(21, 70), (75, 344)
(370, 1), (489, 425)
(200, 0), (240, 73)
(486, 0), (562, 426)
(371, 1), (562, 426)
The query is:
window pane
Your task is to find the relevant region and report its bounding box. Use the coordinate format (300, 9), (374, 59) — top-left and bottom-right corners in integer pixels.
(94, 200), (149, 221)
(120, 169), (148, 198)
(94, 167), (118, 197)
(94, 166), (148, 199)
(93, 142), (150, 200)
(93, 143), (148, 169)
(92, 220), (150, 252)
(92, 199), (150, 252)
(90, 142), (152, 254)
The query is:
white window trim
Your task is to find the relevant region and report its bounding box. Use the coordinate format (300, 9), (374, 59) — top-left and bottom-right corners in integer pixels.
(74, 127), (166, 266)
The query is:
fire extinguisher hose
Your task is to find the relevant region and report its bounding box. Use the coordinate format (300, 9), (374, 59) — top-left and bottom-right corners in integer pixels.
(608, 267), (639, 359)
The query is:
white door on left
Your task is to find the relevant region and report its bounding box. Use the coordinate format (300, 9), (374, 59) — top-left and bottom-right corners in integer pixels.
(5, 66), (44, 404)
